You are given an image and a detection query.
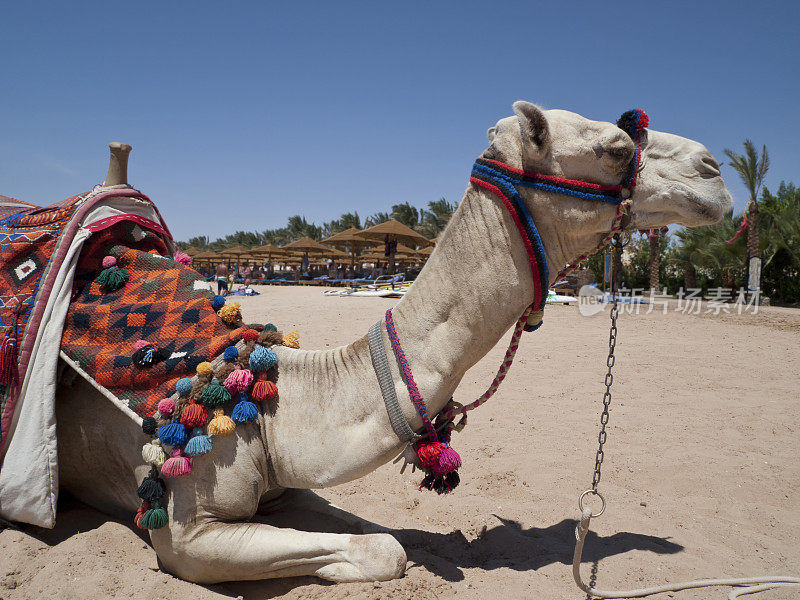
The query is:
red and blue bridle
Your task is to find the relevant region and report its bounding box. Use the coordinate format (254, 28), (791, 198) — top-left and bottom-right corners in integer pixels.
(469, 109), (649, 329)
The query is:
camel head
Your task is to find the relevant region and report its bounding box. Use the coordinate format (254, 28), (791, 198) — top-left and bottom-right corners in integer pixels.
(483, 102), (732, 232)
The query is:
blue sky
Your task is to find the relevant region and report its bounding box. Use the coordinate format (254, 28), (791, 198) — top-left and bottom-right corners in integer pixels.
(2, 1), (798, 241)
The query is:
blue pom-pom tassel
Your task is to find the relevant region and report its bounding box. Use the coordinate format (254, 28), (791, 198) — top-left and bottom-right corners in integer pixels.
(231, 394), (259, 424)
(223, 346), (239, 361)
(157, 421), (189, 447)
(176, 377), (193, 397)
(211, 295), (226, 311)
(184, 427), (213, 456)
(249, 345), (277, 372)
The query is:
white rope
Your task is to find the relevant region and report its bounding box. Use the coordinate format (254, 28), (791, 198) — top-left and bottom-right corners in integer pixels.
(573, 507), (800, 599)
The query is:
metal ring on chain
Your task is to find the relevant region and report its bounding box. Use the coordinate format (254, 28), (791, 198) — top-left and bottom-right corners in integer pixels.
(578, 489), (606, 518)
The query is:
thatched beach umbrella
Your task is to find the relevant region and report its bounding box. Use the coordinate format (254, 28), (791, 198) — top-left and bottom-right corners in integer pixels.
(356, 220), (431, 247)
(252, 244), (286, 275)
(219, 245), (253, 272)
(252, 244), (286, 260)
(322, 227), (376, 269)
(192, 250), (220, 265)
(324, 247), (351, 261)
(355, 220), (431, 273)
(189, 251), (221, 275)
(282, 237), (332, 255)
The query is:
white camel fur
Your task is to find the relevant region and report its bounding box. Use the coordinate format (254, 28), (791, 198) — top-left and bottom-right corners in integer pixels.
(55, 102), (732, 584)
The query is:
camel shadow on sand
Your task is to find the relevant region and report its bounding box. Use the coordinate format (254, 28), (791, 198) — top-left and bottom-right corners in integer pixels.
(14, 492), (682, 600)
(219, 490), (683, 599)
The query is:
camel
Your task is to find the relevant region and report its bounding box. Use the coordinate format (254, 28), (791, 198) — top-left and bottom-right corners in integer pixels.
(54, 102), (732, 584)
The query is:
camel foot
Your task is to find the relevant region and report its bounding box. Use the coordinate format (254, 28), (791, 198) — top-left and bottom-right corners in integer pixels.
(315, 533), (407, 582)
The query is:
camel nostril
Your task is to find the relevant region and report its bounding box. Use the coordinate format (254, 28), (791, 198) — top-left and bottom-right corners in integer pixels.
(696, 153), (720, 176)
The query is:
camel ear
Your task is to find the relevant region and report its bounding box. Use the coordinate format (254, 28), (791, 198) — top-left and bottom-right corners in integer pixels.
(513, 101), (550, 152)
(487, 126), (497, 142)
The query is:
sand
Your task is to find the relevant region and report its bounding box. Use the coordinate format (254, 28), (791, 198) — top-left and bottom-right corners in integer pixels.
(1, 286), (798, 600)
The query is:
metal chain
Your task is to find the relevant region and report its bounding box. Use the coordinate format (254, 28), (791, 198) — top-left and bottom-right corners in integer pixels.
(591, 283), (618, 491)
(590, 235), (625, 494)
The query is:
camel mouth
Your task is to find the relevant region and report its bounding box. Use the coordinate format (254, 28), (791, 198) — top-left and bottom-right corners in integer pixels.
(679, 187), (731, 225)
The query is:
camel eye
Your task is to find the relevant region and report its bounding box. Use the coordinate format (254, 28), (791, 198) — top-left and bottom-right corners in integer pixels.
(607, 146), (632, 162)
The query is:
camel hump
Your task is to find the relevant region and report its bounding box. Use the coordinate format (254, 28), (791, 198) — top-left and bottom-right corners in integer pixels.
(105, 142), (132, 186)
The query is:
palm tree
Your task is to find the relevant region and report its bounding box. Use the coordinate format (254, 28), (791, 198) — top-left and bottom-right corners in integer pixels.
(724, 140), (769, 297)
(759, 182), (800, 303)
(419, 197), (457, 238)
(322, 212), (362, 237)
(364, 211), (390, 227)
(390, 202), (421, 229)
(674, 212), (745, 290)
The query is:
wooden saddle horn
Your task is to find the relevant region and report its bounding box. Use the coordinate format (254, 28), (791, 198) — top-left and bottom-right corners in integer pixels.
(104, 142), (132, 186)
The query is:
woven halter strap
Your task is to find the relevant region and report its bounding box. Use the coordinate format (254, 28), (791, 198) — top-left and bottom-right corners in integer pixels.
(375, 109), (649, 431)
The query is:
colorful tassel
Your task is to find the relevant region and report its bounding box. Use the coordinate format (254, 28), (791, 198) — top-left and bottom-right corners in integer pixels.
(175, 377), (193, 397)
(282, 331), (300, 349)
(161, 449), (192, 477)
(251, 379), (278, 401)
(249, 345), (277, 372)
(180, 401), (208, 428)
(142, 439), (168, 467)
(223, 346), (239, 361)
(142, 416), (157, 436)
(196, 361), (214, 378)
(156, 398), (175, 416)
(200, 379), (230, 408)
(173, 251), (192, 266)
(207, 409), (236, 436)
(231, 394), (259, 424)
(140, 499), (168, 529)
(96, 265), (129, 291)
(433, 446), (462, 477)
(224, 367), (253, 394)
(157, 421), (189, 447)
(416, 442), (445, 469)
(420, 471), (460, 494)
(134, 500), (151, 529)
(137, 466), (166, 501)
(217, 302), (241, 325)
(242, 329), (260, 342)
(184, 427), (213, 456)
(211, 295), (226, 311)
(263, 323), (277, 332)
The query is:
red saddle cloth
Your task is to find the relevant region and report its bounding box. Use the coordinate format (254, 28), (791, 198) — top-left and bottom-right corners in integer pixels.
(61, 221), (245, 418)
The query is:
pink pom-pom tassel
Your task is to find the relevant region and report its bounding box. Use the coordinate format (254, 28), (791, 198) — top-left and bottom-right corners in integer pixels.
(157, 398), (175, 415)
(433, 446), (461, 477)
(161, 449), (192, 477)
(133, 340), (150, 350)
(223, 366), (254, 394)
(173, 251), (192, 266)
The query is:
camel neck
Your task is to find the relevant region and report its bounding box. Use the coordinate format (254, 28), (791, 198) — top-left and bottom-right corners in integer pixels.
(386, 182), (546, 424)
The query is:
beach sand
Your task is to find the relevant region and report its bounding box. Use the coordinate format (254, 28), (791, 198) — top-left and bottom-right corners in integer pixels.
(1, 285), (798, 599)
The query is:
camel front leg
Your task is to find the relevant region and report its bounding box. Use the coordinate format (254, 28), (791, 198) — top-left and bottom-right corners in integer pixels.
(149, 520), (407, 584)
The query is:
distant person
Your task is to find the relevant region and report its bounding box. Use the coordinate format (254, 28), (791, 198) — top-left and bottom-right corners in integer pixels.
(243, 264), (252, 286)
(216, 261), (229, 295)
